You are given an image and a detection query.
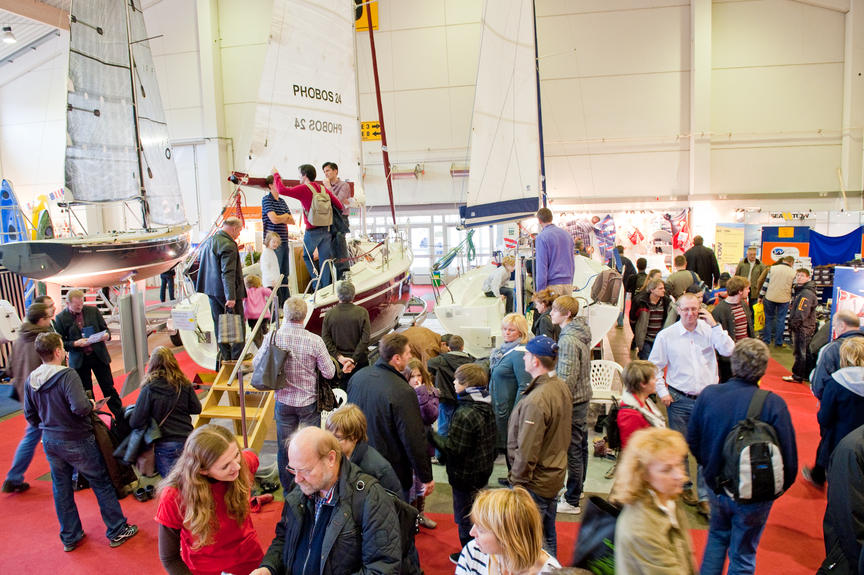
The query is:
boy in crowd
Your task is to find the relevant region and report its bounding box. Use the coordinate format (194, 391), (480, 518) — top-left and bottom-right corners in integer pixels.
(429, 363), (496, 564)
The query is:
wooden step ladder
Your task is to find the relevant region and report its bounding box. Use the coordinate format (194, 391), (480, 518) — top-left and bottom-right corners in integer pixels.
(193, 359), (275, 453)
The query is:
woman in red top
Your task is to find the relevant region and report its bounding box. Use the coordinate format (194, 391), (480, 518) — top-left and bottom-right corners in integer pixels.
(156, 424), (264, 575)
(617, 360), (666, 449)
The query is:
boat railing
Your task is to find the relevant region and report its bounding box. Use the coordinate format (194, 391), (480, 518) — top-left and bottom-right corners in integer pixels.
(224, 274), (283, 448)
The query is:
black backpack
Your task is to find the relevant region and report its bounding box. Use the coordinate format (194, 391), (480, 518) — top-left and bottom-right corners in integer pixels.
(719, 389), (785, 503)
(602, 397), (634, 451)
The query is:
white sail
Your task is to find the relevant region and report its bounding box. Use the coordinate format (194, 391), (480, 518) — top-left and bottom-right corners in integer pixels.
(128, 0), (186, 226)
(461, 0), (541, 228)
(65, 0), (140, 203)
(249, 0), (360, 186)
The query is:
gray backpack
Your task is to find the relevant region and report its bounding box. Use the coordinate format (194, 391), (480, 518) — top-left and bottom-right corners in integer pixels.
(305, 183), (333, 227)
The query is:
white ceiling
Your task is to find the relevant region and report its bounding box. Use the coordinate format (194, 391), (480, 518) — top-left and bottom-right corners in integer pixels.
(0, 0), (68, 65)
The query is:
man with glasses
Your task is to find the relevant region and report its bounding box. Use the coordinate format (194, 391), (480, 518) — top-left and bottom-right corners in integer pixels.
(251, 426), (400, 575)
(649, 292), (735, 517)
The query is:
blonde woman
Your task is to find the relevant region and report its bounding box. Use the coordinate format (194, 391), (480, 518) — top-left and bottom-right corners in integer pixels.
(129, 346), (202, 478)
(489, 313), (532, 480)
(456, 486), (561, 574)
(156, 424), (263, 575)
(611, 427), (696, 575)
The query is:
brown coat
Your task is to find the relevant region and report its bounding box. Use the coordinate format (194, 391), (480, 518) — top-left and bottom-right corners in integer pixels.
(615, 495), (697, 575)
(401, 326), (442, 364)
(507, 373), (572, 499)
(8, 322), (53, 401)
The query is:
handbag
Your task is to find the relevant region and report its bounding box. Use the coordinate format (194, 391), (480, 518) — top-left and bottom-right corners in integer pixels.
(218, 311), (244, 344)
(251, 331), (291, 391)
(317, 357), (339, 412)
(572, 495), (621, 572)
(752, 302), (765, 332)
(116, 389), (179, 477)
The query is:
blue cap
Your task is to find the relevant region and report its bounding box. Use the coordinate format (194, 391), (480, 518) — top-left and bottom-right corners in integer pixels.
(525, 335), (558, 358)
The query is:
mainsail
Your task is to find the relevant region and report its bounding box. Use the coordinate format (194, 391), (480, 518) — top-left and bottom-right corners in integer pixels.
(460, 0), (541, 228)
(249, 0), (361, 189)
(64, 0), (185, 227)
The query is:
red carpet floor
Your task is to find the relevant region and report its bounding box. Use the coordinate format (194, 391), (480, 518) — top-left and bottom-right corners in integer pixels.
(0, 355), (825, 574)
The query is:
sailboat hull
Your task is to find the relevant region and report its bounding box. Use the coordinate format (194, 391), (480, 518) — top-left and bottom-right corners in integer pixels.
(0, 227), (191, 287)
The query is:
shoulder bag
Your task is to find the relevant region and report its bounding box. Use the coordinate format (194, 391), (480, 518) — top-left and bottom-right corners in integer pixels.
(251, 331), (291, 391)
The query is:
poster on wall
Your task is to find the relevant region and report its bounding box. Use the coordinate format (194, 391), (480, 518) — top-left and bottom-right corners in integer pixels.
(715, 224), (745, 272)
(831, 266), (864, 337)
(761, 226), (810, 265)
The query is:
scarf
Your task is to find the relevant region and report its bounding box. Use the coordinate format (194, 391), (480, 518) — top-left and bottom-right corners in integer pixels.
(489, 340), (521, 369)
(620, 390), (666, 429)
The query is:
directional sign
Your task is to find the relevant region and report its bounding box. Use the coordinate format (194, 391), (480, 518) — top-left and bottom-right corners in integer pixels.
(361, 121), (381, 141)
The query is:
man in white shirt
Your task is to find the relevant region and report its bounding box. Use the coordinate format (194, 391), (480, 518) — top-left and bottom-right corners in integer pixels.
(648, 292), (735, 516)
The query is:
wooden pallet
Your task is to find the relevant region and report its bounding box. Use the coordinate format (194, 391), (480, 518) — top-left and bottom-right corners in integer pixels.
(192, 360), (275, 452)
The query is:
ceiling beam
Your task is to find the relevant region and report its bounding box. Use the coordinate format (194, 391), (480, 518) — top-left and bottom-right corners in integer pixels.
(0, 0), (69, 31)
(789, 0), (850, 14)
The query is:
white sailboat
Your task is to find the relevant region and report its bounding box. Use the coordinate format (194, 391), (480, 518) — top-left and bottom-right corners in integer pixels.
(435, 0), (622, 358)
(177, 0), (412, 370)
(0, 0), (191, 288)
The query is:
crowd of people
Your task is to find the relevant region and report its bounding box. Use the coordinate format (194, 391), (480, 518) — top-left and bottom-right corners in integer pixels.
(3, 205), (861, 575)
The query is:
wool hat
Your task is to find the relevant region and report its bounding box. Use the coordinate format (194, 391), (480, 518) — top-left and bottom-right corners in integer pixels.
(525, 335), (558, 358)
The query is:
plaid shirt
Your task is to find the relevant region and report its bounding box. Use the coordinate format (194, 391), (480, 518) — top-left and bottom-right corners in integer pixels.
(272, 322), (334, 407)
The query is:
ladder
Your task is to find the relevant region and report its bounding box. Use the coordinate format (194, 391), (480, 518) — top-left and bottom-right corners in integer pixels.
(192, 359), (275, 453)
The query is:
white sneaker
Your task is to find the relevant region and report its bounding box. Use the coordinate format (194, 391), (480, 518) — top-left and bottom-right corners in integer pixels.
(557, 500), (582, 514)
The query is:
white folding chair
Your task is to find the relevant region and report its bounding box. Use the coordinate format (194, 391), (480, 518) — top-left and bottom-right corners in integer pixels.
(590, 359), (623, 412)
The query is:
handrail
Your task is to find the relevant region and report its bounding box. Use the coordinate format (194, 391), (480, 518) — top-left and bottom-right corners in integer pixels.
(224, 274), (283, 448)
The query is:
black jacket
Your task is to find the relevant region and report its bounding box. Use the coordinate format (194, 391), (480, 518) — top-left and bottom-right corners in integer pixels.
(260, 455), (400, 575)
(427, 351), (475, 405)
(321, 302), (371, 367)
(532, 310), (560, 341)
(824, 423), (864, 574)
(620, 256), (637, 293)
(24, 364), (92, 440)
(54, 305), (111, 368)
(350, 440), (403, 497)
(711, 299), (754, 381)
(430, 388), (496, 491)
(128, 378), (202, 442)
(347, 359), (433, 489)
(684, 244), (721, 287)
(789, 280), (818, 334)
(195, 229), (246, 303)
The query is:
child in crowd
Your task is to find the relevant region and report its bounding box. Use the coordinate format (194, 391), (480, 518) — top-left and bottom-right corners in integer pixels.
(430, 363), (496, 562)
(405, 358), (439, 529)
(156, 424), (264, 575)
(704, 272), (731, 307)
(243, 275), (272, 347)
(482, 256), (516, 314)
(260, 231), (281, 292)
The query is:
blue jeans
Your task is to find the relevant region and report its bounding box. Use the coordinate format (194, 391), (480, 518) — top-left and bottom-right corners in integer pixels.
(666, 387), (709, 501)
(435, 402), (458, 459)
(42, 435), (128, 545)
(154, 439), (186, 478)
(761, 299), (789, 346)
(275, 401), (320, 495)
(528, 489), (558, 556)
(564, 401), (589, 505)
(6, 422), (42, 484)
(701, 491), (773, 575)
(273, 242), (292, 305)
(303, 226), (333, 289)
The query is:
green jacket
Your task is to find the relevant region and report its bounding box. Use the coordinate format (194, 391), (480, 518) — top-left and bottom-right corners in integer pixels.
(735, 258), (767, 300)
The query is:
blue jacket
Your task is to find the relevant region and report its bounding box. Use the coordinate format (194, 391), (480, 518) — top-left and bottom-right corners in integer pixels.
(349, 440), (403, 497)
(535, 224), (574, 292)
(687, 378), (798, 494)
(811, 330), (864, 399)
(817, 366), (864, 469)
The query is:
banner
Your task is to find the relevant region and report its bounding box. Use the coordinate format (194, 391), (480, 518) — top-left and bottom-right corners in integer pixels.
(761, 226), (810, 265)
(809, 228), (864, 266)
(830, 266), (864, 338)
(715, 224), (745, 269)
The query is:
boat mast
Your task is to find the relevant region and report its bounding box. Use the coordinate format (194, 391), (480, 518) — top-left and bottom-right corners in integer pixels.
(124, 0), (151, 229)
(531, 0), (547, 208)
(364, 2), (397, 228)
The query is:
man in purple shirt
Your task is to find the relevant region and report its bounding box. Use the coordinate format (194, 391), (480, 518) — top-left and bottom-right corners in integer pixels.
(535, 207), (575, 296)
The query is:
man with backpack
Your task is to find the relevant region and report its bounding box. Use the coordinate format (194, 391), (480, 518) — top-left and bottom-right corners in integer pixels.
(666, 255), (701, 298)
(687, 338), (797, 575)
(272, 164), (344, 289)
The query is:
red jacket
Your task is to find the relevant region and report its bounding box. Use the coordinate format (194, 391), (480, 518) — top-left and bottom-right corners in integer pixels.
(273, 172), (344, 229)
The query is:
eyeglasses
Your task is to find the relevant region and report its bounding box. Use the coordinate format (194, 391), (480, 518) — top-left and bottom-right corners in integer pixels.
(285, 456), (324, 477)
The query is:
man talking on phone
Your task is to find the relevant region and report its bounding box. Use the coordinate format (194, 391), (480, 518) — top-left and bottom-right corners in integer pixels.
(648, 292), (735, 517)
